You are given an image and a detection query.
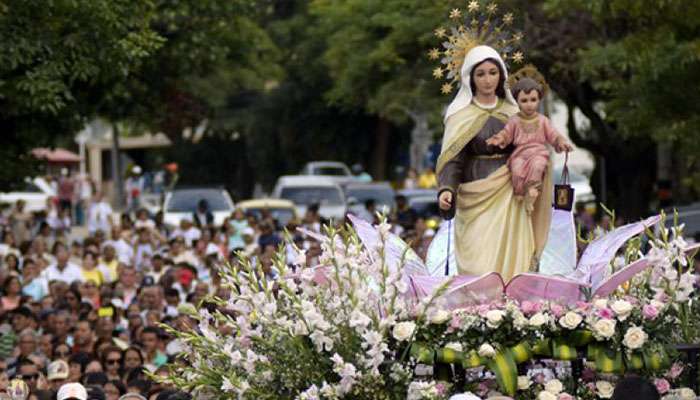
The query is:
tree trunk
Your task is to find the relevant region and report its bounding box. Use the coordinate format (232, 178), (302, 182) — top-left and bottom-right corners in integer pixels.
(408, 110), (432, 172)
(371, 117), (391, 180)
(111, 123), (124, 209)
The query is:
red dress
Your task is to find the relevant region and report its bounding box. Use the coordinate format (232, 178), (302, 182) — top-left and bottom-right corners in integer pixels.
(499, 113), (563, 196)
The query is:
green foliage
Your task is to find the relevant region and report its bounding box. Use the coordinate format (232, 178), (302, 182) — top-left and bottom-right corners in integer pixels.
(0, 0), (162, 189)
(557, 0), (700, 149)
(0, 0), (162, 117)
(309, 0), (446, 123)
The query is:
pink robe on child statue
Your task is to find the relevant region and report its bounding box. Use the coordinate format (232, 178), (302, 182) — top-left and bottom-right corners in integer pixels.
(499, 113), (564, 197)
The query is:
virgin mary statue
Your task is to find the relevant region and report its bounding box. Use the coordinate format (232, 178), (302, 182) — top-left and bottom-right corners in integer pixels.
(436, 45), (552, 281)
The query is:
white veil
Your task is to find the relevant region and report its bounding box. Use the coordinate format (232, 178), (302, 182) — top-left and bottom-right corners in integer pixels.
(443, 45), (517, 122)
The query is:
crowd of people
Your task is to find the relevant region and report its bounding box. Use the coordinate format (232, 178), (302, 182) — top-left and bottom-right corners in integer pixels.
(0, 178), (450, 400)
(1, 175), (691, 400)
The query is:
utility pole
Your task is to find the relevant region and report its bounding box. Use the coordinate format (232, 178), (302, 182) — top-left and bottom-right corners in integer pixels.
(111, 124), (124, 209)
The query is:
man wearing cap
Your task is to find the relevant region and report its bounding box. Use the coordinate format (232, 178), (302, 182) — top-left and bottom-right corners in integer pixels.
(47, 360), (69, 392)
(57, 382), (88, 400)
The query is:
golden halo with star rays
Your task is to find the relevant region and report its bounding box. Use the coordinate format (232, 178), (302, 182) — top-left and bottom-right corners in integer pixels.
(429, 0), (525, 94)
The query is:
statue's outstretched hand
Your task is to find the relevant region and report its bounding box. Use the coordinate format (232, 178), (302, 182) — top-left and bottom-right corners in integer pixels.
(439, 191), (453, 210)
(486, 134), (507, 149)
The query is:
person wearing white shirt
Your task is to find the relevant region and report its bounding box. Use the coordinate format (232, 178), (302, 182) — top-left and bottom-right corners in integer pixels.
(169, 217), (201, 247)
(43, 243), (84, 285)
(87, 192), (113, 235)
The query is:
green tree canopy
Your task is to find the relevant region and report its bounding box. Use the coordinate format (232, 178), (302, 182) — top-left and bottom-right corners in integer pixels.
(0, 0), (162, 189)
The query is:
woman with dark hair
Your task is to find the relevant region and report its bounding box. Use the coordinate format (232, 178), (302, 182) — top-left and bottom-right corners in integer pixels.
(62, 287), (82, 315)
(0, 275), (22, 313)
(123, 346), (144, 372)
(4, 253), (20, 274)
(436, 45), (551, 280)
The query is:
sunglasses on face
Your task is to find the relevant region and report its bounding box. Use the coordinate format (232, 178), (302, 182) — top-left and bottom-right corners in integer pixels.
(106, 358), (121, 365)
(21, 373), (38, 380)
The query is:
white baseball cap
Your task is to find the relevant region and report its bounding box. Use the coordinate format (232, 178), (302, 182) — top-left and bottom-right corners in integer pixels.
(57, 383), (87, 400)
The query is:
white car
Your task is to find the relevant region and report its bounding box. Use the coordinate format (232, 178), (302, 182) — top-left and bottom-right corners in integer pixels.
(162, 187), (235, 228)
(272, 175), (346, 221)
(0, 177), (55, 213)
(299, 161), (356, 186)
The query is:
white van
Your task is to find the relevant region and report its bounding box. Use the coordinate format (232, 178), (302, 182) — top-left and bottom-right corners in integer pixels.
(272, 176), (346, 221)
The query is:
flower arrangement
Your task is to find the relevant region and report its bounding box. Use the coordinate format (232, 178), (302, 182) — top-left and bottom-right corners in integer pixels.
(158, 215), (698, 399)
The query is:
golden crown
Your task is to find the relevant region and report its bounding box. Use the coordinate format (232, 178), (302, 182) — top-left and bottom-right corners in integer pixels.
(429, 0), (525, 94)
(507, 64), (549, 96)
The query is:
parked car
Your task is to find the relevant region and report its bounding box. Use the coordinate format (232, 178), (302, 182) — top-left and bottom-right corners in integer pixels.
(398, 188), (441, 219)
(237, 198), (297, 227)
(272, 175), (346, 221)
(552, 168), (596, 206)
(299, 161), (356, 186)
(344, 182), (396, 217)
(0, 177), (55, 213)
(162, 186), (235, 227)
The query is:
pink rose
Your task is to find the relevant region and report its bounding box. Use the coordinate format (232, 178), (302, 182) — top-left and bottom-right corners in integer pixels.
(558, 394), (574, 400)
(449, 315), (462, 330)
(655, 378), (670, 394)
(642, 304), (659, 320)
(666, 362), (684, 379)
(550, 303), (565, 318)
(435, 382), (447, 395)
(534, 373), (546, 384)
(477, 304), (491, 317)
(477, 382), (490, 397)
(521, 300), (542, 315)
(575, 301), (592, 312)
(586, 382), (595, 391)
(597, 308), (614, 319)
(654, 292), (669, 303)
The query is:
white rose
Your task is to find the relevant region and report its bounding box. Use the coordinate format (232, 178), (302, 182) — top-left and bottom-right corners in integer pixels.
(593, 319), (617, 339)
(514, 313), (529, 329)
(545, 379), (563, 394)
(445, 342), (463, 352)
(485, 310), (505, 328)
(610, 300), (633, 320)
(529, 312), (548, 328)
(517, 375), (531, 390)
(559, 311), (583, 330)
(537, 391), (557, 400)
(429, 309), (451, 324)
(392, 321), (416, 342)
(678, 388), (696, 400)
(593, 298), (608, 309)
(622, 326), (648, 350)
(596, 381), (615, 399)
(478, 343), (496, 358)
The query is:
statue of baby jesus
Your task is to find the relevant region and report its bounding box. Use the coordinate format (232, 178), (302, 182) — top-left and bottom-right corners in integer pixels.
(486, 77), (573, 213)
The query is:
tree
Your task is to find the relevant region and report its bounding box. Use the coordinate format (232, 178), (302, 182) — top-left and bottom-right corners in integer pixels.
(0, 0), (162, 189)
(309, 0), (450, 178)
(510, 0), (700, 217)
